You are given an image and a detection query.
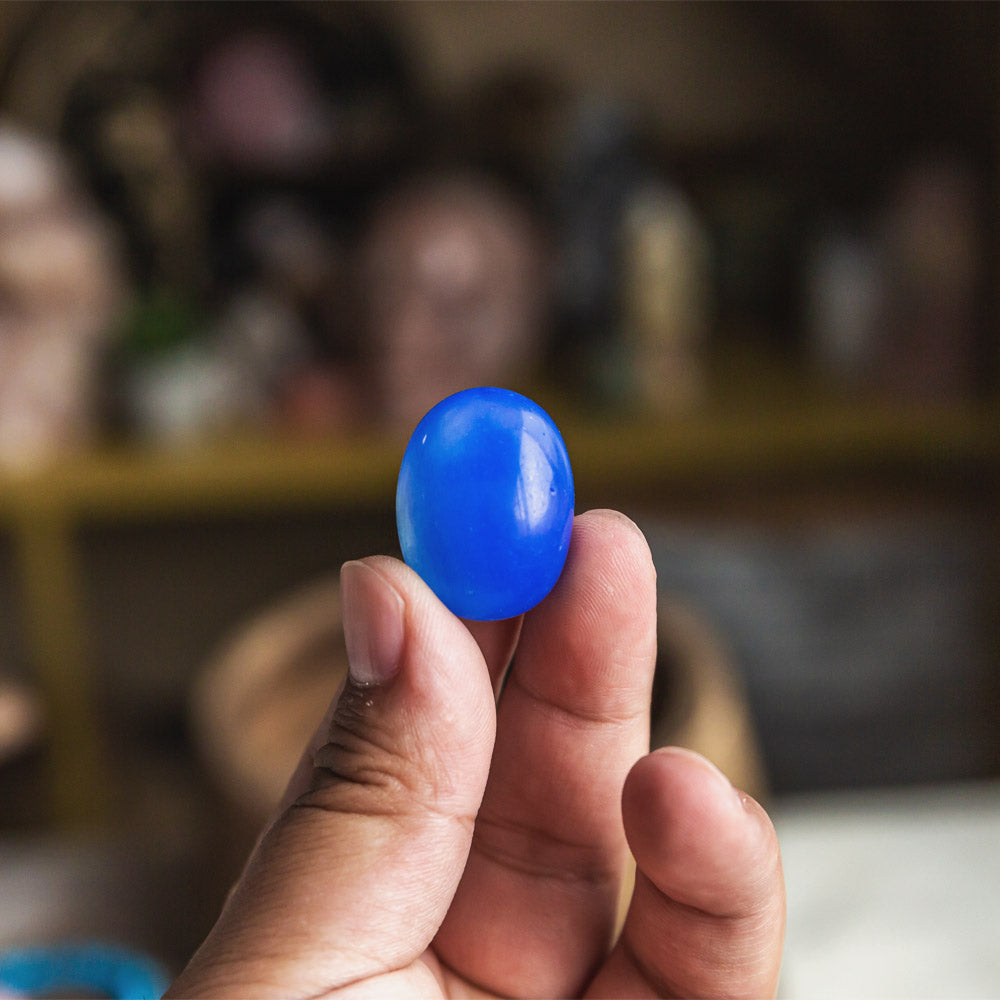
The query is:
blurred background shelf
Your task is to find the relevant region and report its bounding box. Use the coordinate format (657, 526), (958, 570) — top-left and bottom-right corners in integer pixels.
(1, 392), (996, 828)
(3, 395), (998, 520)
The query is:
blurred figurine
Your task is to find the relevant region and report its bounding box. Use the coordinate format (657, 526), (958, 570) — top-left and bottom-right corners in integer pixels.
(803, 224), (885, 391)
(552, 99), (710, 412)
(353, 172), (552, 431)
(183, 28), (335, 177)
(877, 155), (983, 399)
(619, 184), (711, 414)
(0, 124), (125, 471)
(553, 100), (640, 403)
(0, 676), (43, 767)
(119, 288), (312, 444)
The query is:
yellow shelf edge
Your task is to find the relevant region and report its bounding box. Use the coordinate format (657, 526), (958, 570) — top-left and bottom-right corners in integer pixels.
(0, 399), (996, 523)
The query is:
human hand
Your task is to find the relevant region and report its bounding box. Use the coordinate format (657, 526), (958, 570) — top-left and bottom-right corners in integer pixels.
(167, 510), (784, 998)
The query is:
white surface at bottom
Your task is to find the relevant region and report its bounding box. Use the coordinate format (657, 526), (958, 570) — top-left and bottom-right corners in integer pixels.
(774, 781), (1000, 998)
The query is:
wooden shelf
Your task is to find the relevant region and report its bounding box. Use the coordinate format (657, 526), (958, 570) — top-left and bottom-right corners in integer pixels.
(2, 396), (996, 520)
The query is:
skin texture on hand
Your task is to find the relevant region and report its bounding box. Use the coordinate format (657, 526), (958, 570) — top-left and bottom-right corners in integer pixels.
(167, 510), (784, 999)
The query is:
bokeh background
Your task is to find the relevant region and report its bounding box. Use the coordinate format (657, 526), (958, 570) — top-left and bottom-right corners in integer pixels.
(0, 3), (997, 996)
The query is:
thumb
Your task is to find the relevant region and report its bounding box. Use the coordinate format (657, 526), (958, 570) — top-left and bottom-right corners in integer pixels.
(168, 557), (497, 999)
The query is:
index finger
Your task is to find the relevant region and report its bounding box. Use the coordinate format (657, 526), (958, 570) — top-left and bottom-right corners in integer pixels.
(433, 509), (658, 998)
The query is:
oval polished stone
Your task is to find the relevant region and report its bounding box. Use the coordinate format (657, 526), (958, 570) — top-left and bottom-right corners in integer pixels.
(396, 386), (574, 620)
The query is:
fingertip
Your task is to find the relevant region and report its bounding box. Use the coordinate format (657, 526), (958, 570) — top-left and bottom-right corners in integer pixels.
(601, 748), (785, 1000)
(574, 509), (655, 567)
(567, 511), (657, 615)
(550, 507), (657, 620)
(578, 507), (644, 533)
(623, 746), (781, 918)
(623, 748), (743, 869)
(515, 507), (657, 724)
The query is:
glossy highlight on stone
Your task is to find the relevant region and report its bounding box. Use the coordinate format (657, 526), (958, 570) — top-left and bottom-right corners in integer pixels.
(396, 387), (574, 621)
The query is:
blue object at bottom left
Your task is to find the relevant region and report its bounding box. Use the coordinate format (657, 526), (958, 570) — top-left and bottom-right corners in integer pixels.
(0, 942), (169, 999)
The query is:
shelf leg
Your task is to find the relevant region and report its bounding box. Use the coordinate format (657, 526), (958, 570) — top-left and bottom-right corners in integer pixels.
(13, 512), (109, 828)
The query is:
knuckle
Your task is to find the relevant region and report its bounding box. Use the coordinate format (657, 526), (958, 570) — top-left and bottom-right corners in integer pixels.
(301, 680), (456, 820)
(310, 683), (414, 805)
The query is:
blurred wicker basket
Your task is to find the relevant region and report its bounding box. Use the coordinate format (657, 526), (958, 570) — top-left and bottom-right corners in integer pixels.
(191, 582), (767, 827)
(190, 577), (349, 827)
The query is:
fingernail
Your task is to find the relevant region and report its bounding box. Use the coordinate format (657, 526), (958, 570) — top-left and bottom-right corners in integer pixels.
(341, 561), (405, 686)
